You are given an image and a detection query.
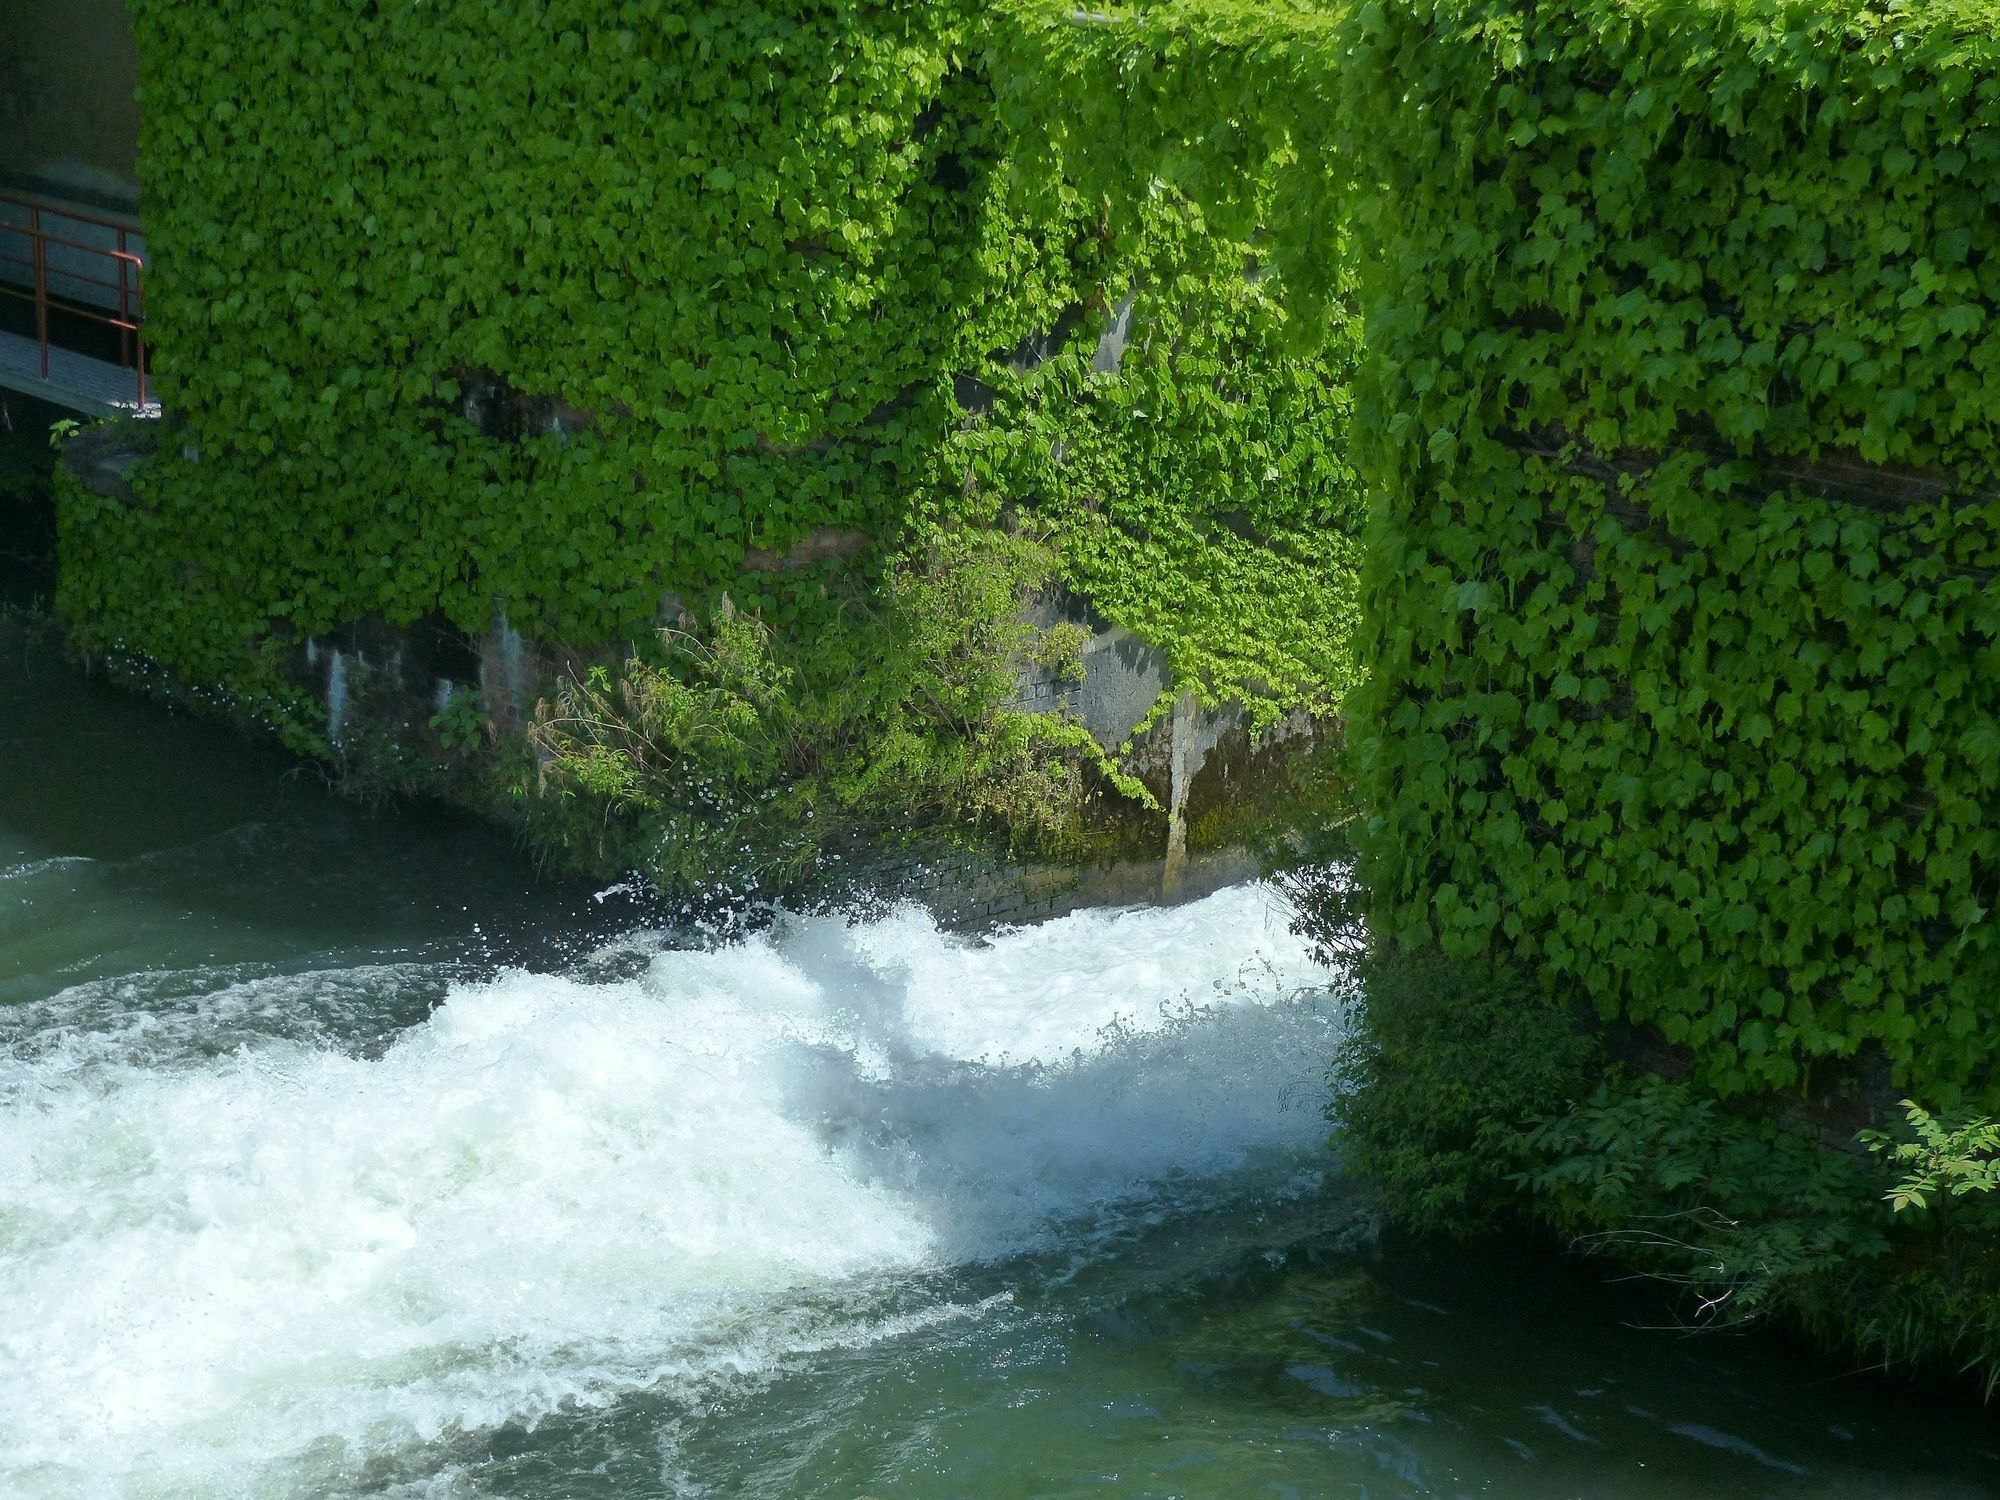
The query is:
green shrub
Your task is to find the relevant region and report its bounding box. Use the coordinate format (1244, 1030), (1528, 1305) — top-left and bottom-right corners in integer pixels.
(526, 531), (1152, 890)
(1515, 1077), (1891, 1327)
(1328, 951), (1599, 1234)
(1508, 1085), (2000, 1389)
(1869, 1102), (2000, 1222)
(1336, 1012), (2000, 1383)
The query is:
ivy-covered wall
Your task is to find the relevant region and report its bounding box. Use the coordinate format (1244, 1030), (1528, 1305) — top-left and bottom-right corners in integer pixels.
(1339, 0), (2000, 1108)
(57, 0), (1362, 812)
(1004, 0), (2000, 1108)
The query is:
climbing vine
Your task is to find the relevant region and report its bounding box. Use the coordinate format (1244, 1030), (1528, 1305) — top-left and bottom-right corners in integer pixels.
(1007, 0), (2000, 1104)
(1334, 0), (2000, 1107)
(946, 195), (1367, 728)
(58, 0), (1363, 835)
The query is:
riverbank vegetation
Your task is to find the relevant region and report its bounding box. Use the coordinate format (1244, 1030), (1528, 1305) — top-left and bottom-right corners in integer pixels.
(1313, 938), (2000, 1392)
(1283, 0), (2000, 1391)
(522, 532), (1152, 890)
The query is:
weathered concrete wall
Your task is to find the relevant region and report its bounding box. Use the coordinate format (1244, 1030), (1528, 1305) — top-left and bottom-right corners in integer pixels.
(287, 598), (1317, 916)
(0, 0), (140, 209)
(62, 424), (1330, 920)
(855, 842), (1263, 934)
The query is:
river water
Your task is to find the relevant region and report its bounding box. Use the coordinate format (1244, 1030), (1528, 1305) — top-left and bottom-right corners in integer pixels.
(2, 617), (1996, 1499)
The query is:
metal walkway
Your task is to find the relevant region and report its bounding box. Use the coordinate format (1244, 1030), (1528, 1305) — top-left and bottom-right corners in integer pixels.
(0, 328), (157, 416)
(0, 193), (153, 417)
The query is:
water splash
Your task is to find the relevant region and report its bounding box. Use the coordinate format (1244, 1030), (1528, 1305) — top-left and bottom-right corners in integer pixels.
(0, 884), (1336, 1498)
(325, 647), (349, 746)
(480, 615), (530, 726)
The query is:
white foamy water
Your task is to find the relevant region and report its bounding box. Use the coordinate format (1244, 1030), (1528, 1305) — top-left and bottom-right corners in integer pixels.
(1, 856), (95, 883)
(0, 884), (1337, 1497)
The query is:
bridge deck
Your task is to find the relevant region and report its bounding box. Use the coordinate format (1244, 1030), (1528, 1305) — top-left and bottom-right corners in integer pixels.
(0, 329), (157, 417)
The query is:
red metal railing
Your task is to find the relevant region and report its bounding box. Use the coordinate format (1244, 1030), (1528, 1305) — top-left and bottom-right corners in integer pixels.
(0, 192), (149, 410)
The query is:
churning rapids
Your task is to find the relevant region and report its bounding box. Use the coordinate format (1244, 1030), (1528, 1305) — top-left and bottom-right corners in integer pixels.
(3, 618), (1998, 1499)
(3, 885), (1335, 1495)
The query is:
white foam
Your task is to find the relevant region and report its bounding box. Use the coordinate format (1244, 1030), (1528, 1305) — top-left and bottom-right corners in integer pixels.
(0, 964), (434, 1084)
(325, 648), (349, 747)
(0, 883), (1337, 1497)
(0, 855), (94, 883)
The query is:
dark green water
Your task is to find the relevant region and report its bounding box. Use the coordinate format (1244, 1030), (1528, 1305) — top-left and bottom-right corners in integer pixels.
(4, 617), (1997, 1499)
